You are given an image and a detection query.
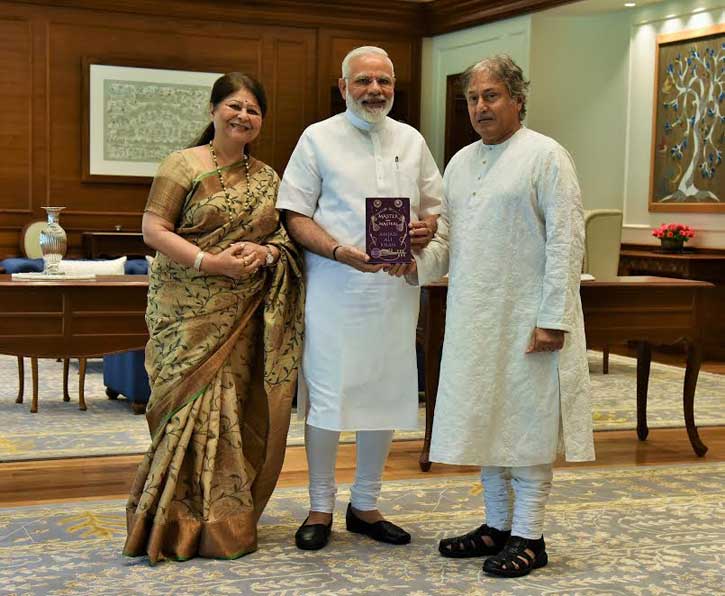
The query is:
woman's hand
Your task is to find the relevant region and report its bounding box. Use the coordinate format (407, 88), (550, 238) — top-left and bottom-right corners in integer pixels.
(237, 241), (279, 269)
(203, 244), (255, 279)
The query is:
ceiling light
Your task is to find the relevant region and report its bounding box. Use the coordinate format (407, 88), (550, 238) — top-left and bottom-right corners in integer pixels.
(692, 7), (706, 12)
(624, 2), (636, 6)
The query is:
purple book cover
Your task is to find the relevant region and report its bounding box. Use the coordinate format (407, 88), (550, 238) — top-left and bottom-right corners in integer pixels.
(365, 197), (411, 264)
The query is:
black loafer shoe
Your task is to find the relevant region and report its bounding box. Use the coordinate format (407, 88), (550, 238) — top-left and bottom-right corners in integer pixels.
(295, 517), (332, 550)
(345, 503), (411, 545)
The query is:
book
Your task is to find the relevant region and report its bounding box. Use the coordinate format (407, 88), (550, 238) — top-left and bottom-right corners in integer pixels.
(365, 197), (411, 264)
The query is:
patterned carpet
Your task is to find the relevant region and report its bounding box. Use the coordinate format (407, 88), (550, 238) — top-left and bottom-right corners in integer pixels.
(1, 352), (723, 462)
(1, 462), (723, 594)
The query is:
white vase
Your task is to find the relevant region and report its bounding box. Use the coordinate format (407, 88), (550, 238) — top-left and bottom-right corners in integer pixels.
(39, 206), (67, 274)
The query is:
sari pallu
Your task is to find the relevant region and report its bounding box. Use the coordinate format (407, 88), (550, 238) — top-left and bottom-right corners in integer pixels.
(123, 152), (304, 564)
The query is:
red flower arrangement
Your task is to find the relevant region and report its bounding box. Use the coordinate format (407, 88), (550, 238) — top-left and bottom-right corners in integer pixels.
(652, 223), (695, 242)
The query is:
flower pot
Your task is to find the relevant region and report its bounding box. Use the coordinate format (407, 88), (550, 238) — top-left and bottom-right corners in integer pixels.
(660, 237), (684, 253)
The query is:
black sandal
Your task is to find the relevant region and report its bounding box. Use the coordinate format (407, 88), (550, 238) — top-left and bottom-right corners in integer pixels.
(483, 535), (548, 578)
(438, 524), (511, 558)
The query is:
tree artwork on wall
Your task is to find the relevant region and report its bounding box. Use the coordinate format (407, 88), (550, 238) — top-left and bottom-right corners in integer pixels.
(649, 24), (724, 213)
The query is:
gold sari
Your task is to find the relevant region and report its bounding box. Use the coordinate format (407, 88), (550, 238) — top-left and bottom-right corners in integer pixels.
(123, 150), (304, 564)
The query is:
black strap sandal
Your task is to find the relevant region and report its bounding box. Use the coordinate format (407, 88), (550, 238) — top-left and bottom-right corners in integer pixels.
(438, 524), (511, 558)
(483, 535), (548, 577)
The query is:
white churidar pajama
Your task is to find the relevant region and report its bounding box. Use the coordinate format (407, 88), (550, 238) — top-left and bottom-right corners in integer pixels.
(277, 109), (443, 510)
(306, 425), (394, 512)
(482, 464), (553, 539)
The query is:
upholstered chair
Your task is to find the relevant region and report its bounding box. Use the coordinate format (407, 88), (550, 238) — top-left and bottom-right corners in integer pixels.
(583, 209), (623, 373)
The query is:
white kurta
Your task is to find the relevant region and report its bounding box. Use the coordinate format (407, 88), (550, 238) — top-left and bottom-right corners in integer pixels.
(416, 127), (595, 466)
(276, 110), (443, 431)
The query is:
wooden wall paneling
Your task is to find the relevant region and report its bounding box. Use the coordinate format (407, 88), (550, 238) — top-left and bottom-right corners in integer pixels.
(11, 0), (425, 36)
(47, 16), (264, 239)
(0, 0), (427, 258)
(316, 31), (422, 127)
(260, 28), (318, 175)
(0, 17), (33, 215)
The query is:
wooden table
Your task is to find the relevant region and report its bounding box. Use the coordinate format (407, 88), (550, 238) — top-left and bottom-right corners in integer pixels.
(0, 275), (149, 412)
(418, 276), (714, 470)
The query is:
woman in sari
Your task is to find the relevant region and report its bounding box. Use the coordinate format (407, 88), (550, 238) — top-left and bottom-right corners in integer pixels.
(123, 73), (304, 564)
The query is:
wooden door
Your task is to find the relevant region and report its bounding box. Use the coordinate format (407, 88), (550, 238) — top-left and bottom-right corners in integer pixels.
(444, 73), (479, 167)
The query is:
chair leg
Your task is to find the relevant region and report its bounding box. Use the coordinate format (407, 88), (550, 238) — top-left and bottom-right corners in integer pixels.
(30, 357), (39, 413)
(602, 345), (610, 374)
(78, 358), (87, 411)
(63, 358), (71, 402)
(16, 356), (24, 403)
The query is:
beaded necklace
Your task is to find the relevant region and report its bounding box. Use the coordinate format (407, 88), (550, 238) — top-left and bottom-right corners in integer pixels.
(208, 141), (252, 218)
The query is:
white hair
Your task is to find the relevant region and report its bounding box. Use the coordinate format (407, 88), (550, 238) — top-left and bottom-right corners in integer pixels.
(341, 46), (394, 79)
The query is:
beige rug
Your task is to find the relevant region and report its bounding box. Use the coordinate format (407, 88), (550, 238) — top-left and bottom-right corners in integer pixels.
(0, 462), (723, 594)
(0, 352), (723, 461)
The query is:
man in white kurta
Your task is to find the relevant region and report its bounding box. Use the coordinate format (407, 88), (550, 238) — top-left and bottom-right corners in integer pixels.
(409, 56), (594, 578)
(276, 46), (442, 550)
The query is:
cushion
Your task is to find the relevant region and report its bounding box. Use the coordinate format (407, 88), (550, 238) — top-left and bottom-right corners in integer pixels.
(125, 258), (149, 275)
(0, 258), (44, 274)
(58, 256), (127, 275)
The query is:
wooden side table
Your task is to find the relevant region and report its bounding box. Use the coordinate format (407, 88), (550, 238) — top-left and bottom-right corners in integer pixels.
(82, 232), (152, 259)
(619, 244), (725, 359)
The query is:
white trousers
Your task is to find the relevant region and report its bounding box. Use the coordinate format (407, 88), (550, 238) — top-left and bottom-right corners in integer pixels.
(305, 424), (394, 513)
(481, 464), (553, 539)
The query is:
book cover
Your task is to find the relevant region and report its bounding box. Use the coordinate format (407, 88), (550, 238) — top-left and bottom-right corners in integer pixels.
(365, 197), (411, 264)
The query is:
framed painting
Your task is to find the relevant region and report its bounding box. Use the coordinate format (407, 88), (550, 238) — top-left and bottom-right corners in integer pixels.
(82, 61), (223, 183)
(649, 23), (724, 213)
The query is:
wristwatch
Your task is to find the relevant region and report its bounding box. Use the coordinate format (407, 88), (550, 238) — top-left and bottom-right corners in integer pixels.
(264, 245), (275, 267)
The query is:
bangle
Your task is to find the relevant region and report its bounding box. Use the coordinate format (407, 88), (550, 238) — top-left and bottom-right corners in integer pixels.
(332, 244), (342, 261)
(193, 250), (206, 271)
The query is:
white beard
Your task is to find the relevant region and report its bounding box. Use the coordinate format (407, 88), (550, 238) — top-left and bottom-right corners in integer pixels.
(346, 89), (393, 124)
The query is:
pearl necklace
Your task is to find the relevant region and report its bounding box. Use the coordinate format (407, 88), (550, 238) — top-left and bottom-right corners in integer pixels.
(209, 141), (252, 217)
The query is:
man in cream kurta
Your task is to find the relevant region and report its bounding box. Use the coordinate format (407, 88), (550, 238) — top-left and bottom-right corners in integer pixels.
(406, 56), (594, 578)
(276, 46), (442, 550)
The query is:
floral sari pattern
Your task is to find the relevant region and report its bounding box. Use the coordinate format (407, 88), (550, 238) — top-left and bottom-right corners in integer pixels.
(123, 151), (304, 564)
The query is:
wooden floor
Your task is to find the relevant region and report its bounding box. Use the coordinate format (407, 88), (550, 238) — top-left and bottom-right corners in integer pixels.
(1, 347), (723, 508)
(2, 426), (724, 508)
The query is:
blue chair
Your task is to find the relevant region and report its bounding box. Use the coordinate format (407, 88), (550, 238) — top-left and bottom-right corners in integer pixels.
(102, 258), (151, 414)
(104, 349), (150, 414)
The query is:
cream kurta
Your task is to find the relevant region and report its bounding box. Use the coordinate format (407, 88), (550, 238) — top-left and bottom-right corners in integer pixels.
(416, 127), (595, 466)
(277, 110), (443, 431)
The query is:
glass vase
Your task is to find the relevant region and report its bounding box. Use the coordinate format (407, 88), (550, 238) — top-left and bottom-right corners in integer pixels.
(39, 206), (67, 274)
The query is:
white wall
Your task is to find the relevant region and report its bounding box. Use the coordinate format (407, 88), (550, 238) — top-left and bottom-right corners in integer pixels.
(527, 11), (630, 211)
(623, 0), (724, 247)
(420, 15), (532, 168)
(421, 0), (725, 248)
